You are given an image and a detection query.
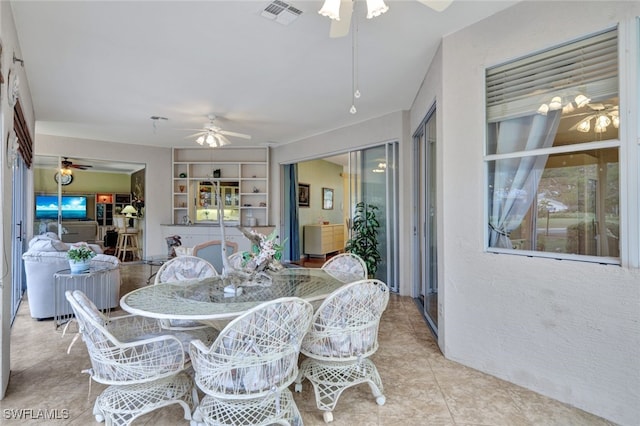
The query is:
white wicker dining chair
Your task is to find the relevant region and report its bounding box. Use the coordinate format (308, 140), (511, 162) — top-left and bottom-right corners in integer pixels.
(65, 290), (213, 426)
(321, 253), (368, 280)
(154, 255), (218, 285)
(189, 297), (314, 426)
(153, 256), (221, 333)
(294, 279), (390, 423)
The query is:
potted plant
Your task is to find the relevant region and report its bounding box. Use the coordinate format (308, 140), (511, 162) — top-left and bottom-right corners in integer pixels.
(345, 202), (382, 278)
(67, 244), (96, 274)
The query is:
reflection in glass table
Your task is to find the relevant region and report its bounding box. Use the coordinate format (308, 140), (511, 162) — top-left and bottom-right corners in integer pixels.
(120, 268), (360, 329)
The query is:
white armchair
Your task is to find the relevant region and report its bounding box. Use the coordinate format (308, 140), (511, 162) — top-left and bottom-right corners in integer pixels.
(189, 297), (314, 426)
(65, 290), (214, 426)
(294, 279), (390, 423)
(321, 252), (368, 280)
(22, 233), (120, 319)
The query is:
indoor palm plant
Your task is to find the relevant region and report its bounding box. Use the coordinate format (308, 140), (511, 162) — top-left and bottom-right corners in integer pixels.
(345, 202), (382, 277)
(67, 243), (96, 273)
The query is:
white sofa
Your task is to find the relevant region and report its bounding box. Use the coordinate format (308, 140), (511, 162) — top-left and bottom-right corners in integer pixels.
(42, 221), (99, 243)
(22, 233), (121, 320)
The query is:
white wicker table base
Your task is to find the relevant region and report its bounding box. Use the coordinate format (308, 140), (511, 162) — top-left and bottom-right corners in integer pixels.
(191, 388), (302, 426)
(295, 358), (385, 423)
(94, 372), (194, 426)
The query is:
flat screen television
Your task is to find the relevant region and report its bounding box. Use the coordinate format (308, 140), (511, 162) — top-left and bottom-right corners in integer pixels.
(35, 195), (88, 220)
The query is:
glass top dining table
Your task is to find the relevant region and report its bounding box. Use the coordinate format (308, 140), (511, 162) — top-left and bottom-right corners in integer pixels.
(120, 268), (361, 328)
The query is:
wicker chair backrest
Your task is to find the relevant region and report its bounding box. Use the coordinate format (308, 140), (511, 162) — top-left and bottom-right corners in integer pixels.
(301, 279), (389, 361)
(190, 297), (313, 398)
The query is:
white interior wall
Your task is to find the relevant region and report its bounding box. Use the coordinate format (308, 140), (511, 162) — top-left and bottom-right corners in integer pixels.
(417, 2), (640, 425)
(34, 134), (172, 256)
(0, 0), (36, 398)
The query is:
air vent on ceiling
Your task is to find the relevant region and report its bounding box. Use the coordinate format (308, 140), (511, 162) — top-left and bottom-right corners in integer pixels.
(261, 0), (303, 25)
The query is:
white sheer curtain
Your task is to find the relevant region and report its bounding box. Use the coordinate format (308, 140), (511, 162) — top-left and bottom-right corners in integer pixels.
(488, 110), (561, 248)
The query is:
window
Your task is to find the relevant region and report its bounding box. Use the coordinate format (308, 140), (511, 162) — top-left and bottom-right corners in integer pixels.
(486, 29), (620, 262)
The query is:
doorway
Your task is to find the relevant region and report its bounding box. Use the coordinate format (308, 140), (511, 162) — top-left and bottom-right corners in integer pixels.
(283, 142), (399, 291)
(414, 107), (438, 334)
(10, 155), (28, 324)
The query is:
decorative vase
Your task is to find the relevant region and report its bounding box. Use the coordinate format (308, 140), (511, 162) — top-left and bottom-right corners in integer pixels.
(69, 259), (90, 274)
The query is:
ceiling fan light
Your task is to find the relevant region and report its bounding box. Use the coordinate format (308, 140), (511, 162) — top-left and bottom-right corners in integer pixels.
(206, 133), (215, 146)
(319, 0), (341, 20)
(196, 135), (205, 145)
(574, 94), (590, 108)
(576, 119), (591, 133)
(366, 0), (389, 19)
(612, 115), (620, 128)
(549, 96), (562, 110)
(596, 115), (611, 128)
(537, 103), (549, 115)
(60, 167), (72, 176)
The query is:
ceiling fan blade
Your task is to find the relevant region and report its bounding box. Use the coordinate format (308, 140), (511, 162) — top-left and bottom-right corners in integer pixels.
(219, 130), (252, 139)
(568, 114), (596, 131)
(215, 134), (231, 147)
(185, 131), (206, 138)
(416, 0), (454, 12)
(329, 0), (353, 38)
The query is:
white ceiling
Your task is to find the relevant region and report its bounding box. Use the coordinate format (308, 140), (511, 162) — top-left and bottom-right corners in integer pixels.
(12, 0), (518, 151)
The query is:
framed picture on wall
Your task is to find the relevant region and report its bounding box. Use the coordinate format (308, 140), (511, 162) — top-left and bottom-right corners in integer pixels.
(322, 187), (334, 210)
(298, 183), (310, 207)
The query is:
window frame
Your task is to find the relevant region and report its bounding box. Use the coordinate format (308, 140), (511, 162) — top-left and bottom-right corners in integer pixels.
(483, 27), (626, 265)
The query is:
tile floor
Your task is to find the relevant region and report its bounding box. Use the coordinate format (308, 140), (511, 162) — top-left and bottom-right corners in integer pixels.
(1, 263), (616, 425)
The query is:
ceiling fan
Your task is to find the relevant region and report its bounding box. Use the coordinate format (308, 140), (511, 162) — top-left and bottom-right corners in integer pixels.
(185, 115), (252, 148)
(322, 0), (454, 38)
(566, 103), (619, 133)
(61, 157), (93, 171)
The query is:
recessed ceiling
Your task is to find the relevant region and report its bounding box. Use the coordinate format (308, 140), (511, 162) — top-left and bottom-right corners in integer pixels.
(11, 1), (519, 149)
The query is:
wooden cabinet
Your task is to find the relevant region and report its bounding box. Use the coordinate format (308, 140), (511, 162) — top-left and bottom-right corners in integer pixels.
(304, 224), (344, 257)
(95, 193), (130, 239)
(172, 147), (269, 226)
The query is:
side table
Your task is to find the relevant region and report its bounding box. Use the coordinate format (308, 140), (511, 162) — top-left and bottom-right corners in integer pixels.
(54, 267), (117, 329)
(142, 255), (172, 284)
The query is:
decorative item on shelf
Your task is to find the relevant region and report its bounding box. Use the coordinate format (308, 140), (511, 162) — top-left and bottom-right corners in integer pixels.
(179, 185), (185, 193)
(259, 202), (267, 207)
(67, 244), (96, 274)
(213, 169), (221, 178)
(252, 186), (260, 193)
(179, 172), (187, 178)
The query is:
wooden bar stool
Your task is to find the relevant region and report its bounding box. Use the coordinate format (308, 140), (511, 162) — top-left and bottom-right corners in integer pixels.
(114, 216), (140, 261)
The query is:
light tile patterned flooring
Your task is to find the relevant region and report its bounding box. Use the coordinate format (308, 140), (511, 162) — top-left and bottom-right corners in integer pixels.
(1, 263), (616, 425)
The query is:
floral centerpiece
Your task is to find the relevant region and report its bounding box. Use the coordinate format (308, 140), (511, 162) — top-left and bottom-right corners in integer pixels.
(67, 243), (96, 274)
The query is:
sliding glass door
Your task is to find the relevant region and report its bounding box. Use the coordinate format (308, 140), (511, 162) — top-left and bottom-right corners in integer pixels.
(348, 143), (399, 291)
(282, 142), (399, 291)
(414, 108), (438, 334)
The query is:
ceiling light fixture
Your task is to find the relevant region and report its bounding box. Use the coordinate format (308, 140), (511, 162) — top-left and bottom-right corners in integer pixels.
(318, 0), (341, 20)
(190, 115), (250, 148)
(319, 0), (388, 21)
(196, 132), (229, 148)
(350, 11), (360, 114)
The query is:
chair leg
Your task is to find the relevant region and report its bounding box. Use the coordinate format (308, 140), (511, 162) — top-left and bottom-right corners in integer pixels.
(297, 358), (385, 423)
(95, 373), (194, 426)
